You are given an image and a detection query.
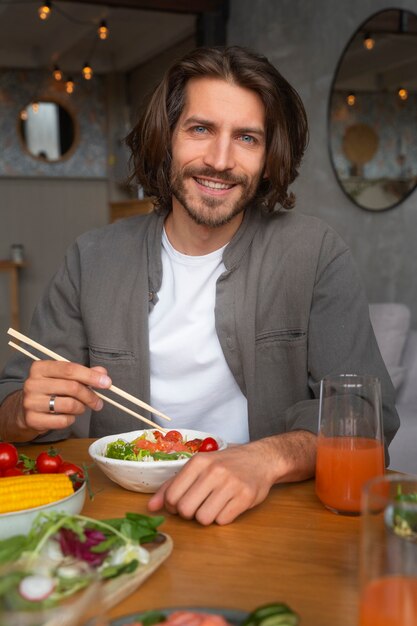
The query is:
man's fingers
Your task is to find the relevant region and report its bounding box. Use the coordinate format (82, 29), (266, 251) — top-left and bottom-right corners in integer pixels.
(24, 361), (111, 413)
(147, 445), (274, 525)
(147, 478), (174, 512)
(24, 378), (104, 412)
(23, 390), (93, 416)
(24, 409), (76, 432)
(29, 360), (112, 389)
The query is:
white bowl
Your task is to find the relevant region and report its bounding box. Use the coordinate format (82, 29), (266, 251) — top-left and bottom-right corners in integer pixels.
(88, 428), (227, 493)
(0, 481), (86, 540)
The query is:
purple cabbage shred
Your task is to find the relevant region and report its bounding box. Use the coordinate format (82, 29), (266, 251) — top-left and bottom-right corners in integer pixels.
(58, 528), (109, 567)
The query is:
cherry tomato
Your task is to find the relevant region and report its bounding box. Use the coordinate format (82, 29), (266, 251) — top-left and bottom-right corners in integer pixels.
(163, 430), (183, 443)
(57, 462), (84, 490)
(36, 448), (63, 473)
(198, 437), (219, 452)
(0, 442), (19, 470)
(3, 466), (24, 477)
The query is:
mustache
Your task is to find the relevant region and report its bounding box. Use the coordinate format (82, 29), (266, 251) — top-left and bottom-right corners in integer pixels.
(182, 166), (248, 186)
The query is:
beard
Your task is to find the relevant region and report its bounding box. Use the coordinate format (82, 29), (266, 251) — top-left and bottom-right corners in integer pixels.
(170, 165), (262, 228)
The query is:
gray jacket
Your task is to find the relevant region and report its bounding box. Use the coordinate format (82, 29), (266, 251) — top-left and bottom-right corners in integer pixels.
(0, 207), (399, 455)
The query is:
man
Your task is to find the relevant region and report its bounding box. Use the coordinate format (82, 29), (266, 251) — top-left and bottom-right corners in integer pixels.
(0, 46), (399, 525)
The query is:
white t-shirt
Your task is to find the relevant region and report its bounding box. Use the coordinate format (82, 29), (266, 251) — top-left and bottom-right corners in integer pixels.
(149, 229), (249, 444)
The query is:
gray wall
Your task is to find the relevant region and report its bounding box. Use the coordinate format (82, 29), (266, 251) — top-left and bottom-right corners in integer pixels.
(228, 0), (417, 325)
(0, 178), (108, 369)
(0, 39), (196, 371)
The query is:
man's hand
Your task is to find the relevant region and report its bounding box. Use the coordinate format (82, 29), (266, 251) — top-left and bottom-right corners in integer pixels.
(147, 431), (317, 525)
(0, 360), (112, 442)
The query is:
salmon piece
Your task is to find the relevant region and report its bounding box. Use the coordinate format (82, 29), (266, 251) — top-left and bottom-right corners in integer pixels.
(165, 611), (231, 626)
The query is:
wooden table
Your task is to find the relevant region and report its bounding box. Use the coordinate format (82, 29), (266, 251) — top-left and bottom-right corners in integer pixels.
(19, 439), (361, 626)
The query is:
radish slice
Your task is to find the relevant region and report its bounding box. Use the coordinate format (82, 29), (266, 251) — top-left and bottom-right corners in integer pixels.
(19, 574), (55, 602)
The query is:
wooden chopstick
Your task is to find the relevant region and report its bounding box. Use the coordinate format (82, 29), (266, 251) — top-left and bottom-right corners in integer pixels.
(8, 328), (171, 422)
(7, 338), (168, 433)
(8, 340), (167, 433)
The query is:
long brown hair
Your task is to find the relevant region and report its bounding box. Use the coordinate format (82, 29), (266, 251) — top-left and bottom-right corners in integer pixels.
(126, 46), (308, 213)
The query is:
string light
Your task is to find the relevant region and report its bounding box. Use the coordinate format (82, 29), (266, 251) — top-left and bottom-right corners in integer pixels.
(82, 63), (93, 80)
(32, 102), (40, 113)
(98, 20), (109, 40)
(65, 78), (75, 94)
(20, 110), (28, 121)
(363, 33), (375, 50)
(346, 92), (356, 107)
(52, 65), (62, 81)
(398, 87), (408, 101)
(38, 1), (51, 21)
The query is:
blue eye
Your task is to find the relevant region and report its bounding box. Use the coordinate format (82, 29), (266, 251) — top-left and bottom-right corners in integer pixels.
(193, 126), (207, 134)
(240, 135), (255, 144)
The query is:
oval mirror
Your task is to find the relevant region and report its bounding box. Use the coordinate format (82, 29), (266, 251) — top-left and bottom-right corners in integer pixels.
(328, 9), (417, 211)
(18, 100), (77, 162)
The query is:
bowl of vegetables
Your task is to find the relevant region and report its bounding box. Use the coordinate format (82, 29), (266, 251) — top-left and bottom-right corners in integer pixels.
(88, 428), (227, 493)
(0, 443), (86, 540)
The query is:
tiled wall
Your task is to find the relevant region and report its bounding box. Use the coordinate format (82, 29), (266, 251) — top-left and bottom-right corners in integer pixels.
(0, 69), (107, 179)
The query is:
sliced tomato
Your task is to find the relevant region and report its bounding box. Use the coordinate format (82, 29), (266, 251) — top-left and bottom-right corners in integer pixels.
(198, 437), (219, 452)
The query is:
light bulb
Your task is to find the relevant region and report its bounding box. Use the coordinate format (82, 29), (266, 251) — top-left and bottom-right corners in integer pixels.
(398, 87), (408, 101)
(32, 102), (39, 113)
(38, 1), (51, 20)
(98, 20), (109, 40)
(65, 78), (75, 94)
(52, 65), (62, 81)
(363, 33), (375, 50)
(346, 93), (356, 107)
(20, 110), (28, 121)
(82, 63), (93, 80)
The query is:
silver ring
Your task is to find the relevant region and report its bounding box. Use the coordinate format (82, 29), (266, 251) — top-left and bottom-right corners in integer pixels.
(49, 394), (56, 414)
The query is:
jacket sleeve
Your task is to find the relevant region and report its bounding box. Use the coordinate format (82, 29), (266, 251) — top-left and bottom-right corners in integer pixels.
(290, 231), (399, 460)
(0, 242), (89, 441)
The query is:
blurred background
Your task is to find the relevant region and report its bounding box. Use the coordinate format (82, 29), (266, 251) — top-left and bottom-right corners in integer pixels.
(1, 0), (417, 369)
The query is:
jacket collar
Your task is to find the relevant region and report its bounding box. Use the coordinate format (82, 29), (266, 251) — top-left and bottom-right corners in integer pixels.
(146, 203), (266, 291)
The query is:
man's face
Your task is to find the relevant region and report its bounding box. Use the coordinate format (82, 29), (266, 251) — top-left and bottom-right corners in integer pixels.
(170, 77), (267, 228)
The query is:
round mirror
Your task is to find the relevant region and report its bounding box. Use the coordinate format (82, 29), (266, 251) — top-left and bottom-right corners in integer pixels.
(328, 9), (417, 211)
(18, 100), (77, 162)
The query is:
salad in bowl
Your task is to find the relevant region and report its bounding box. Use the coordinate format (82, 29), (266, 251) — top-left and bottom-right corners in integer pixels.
(89, 429), (227, 493)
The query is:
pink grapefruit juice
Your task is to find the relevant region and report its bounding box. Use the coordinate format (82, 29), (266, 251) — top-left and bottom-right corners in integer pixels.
(359, 576), (417, 626)
(315, 436), (384, 513)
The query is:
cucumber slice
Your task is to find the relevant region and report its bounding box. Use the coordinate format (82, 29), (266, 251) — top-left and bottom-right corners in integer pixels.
(259, 614), (299, 626)
(242, 603), (299, 626)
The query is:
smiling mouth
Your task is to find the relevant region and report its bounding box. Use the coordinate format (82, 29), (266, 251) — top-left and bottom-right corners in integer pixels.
(194, 177), (235, 191)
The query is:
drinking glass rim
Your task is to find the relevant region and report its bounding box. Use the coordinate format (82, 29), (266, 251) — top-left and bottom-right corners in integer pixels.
(321, 373), (381, 384)
(363, 472), (417, 492)
(362, 472), (417, 513)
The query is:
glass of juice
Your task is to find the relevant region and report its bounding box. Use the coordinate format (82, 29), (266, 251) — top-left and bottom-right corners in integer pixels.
(315, 374), (385, 514)
(359, 474), (417, 626)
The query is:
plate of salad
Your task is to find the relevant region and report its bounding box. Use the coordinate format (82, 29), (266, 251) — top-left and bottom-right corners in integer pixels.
(109, 602), (299, 626)
(89, 429), (227, 493)
(0, 510), (172, 623)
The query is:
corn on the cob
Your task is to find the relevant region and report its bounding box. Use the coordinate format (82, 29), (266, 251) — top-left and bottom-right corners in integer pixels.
(0, 473), (74, 514)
